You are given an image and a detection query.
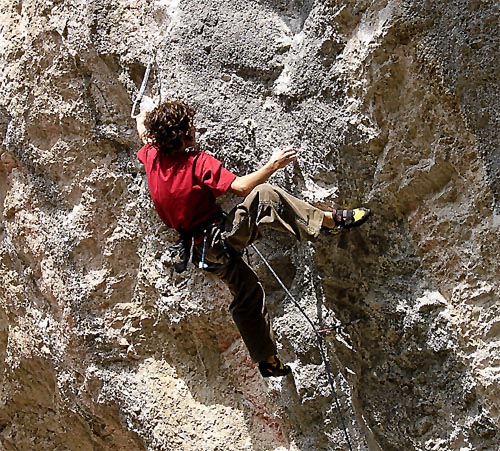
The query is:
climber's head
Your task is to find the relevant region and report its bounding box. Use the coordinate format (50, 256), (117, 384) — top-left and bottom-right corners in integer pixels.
(143, 100), (196, 154)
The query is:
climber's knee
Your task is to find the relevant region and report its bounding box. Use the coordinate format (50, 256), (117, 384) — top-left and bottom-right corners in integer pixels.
(249, 183), (278, 200)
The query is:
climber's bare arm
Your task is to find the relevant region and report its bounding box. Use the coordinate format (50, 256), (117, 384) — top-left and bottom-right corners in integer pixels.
(136, 112), (148, 144)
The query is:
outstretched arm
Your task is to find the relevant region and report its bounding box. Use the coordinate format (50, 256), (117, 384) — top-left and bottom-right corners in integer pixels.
(136, 112), (148, 144)
(230, 147), (297, 197)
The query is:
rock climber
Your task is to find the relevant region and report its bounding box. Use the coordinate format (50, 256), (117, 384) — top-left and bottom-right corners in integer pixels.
(135, 99), (371, 378)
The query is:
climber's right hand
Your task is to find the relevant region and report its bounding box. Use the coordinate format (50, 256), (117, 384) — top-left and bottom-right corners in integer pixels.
(266, 146), (297, 172)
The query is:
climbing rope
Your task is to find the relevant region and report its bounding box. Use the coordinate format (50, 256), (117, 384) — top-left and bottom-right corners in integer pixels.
(250, 243), (356, 451)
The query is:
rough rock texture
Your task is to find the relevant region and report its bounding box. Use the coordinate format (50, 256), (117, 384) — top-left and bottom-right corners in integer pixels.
(1, 1), (499, 450)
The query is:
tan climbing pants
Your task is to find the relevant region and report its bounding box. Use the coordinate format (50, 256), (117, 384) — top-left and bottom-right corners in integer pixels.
(192, 184), (325, 363)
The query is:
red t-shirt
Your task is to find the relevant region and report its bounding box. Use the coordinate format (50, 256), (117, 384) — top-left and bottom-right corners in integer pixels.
(137, 143), (237, 231)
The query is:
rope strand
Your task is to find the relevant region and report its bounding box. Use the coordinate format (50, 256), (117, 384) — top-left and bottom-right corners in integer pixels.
(250, 243), (355, 451)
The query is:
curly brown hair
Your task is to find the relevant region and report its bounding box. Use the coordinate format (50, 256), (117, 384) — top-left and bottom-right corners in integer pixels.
(144, 100), (195, 155)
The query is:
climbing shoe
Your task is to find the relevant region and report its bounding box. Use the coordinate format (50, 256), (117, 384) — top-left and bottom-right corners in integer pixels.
(258, 357), (292, 378)
(325, 207), (371, 235)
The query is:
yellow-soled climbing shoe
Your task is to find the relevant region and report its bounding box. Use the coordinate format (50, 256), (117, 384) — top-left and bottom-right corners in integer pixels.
(326, 207), (371, 235)
(258, 357), (292, 378)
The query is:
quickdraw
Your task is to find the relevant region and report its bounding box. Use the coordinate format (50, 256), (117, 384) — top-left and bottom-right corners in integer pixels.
(130, 54), (155, 119)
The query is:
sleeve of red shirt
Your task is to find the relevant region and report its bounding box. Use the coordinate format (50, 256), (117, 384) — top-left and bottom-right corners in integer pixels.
(196, 152), (237, 197)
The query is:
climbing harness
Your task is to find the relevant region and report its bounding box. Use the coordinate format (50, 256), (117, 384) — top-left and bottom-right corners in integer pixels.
(250, 243), (356, 451)
(169, 209), (225, 273)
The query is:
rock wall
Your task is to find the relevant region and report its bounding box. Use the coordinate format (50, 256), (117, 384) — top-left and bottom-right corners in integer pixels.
(0, 1), (499, 450)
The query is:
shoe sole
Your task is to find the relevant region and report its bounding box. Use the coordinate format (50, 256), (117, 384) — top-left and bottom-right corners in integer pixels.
(344, 208), (371, 229)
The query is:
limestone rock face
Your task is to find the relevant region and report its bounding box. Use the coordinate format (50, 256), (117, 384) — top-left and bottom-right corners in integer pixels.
(0, 1), (499, 450)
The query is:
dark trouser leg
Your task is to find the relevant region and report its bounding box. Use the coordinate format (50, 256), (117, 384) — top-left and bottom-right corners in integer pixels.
(225, 183), (325, 253)
(196, 253), (276, 363)
(214, 258), (276, 363)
